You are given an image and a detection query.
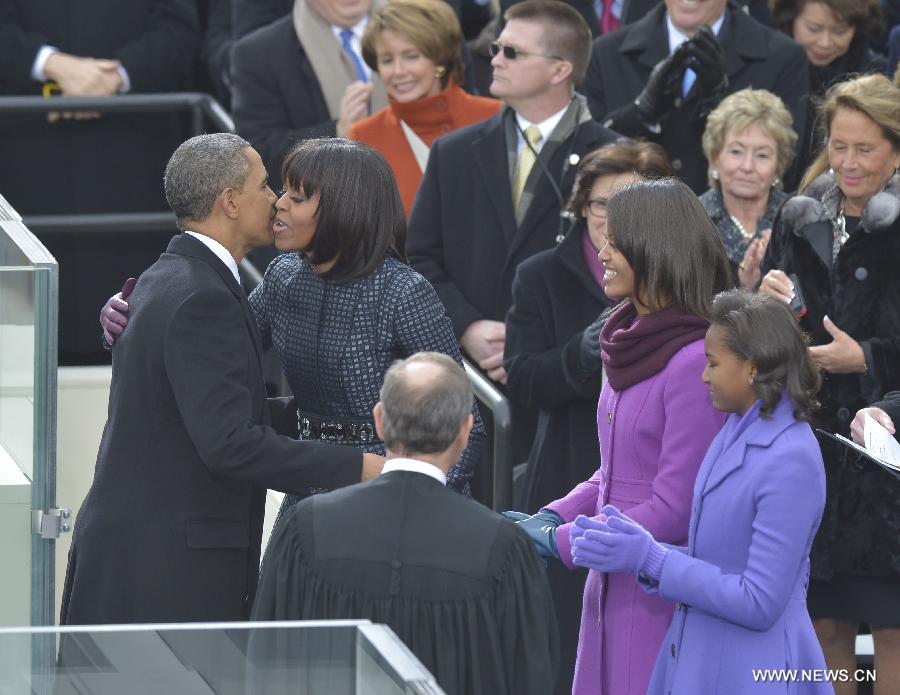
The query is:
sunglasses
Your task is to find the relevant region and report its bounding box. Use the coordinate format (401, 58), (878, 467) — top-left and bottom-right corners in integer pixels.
(488, 42), (564, 62)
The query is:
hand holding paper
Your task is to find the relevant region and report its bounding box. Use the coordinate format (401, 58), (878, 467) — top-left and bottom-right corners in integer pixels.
(851, 407), (895, 444)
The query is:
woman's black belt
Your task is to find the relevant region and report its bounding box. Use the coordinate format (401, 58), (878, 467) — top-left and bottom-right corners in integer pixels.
(296, 410), (379, 445)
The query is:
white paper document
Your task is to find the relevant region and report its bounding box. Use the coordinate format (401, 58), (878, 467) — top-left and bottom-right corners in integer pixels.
(816, 415), (900, 478)
(862, 413), (900, 469)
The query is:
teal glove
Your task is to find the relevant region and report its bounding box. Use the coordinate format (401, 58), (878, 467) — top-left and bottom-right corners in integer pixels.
(502, 509), (564, 560)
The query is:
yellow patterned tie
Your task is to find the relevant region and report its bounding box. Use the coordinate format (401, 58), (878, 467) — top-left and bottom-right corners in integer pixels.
(512, 125), (543, 210)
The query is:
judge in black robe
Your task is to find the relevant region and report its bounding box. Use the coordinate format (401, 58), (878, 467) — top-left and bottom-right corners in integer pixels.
(252, 353), (558, 695)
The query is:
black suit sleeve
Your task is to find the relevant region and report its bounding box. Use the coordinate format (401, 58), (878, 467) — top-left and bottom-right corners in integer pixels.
(231, 32), (337, 177)
(163, 287), (363, 493)
(583, 40), (651, 137)
(875, 393), (900, 432)
(201, 0), (233, 104)
(0, 1), (48, 92)
(113, 0), (199, 92)
(504, 264), (603, 410)
(407, 139), (485, 338)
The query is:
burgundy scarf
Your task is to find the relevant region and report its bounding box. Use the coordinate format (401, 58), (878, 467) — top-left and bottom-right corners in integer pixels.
(600, 302), (709, 391)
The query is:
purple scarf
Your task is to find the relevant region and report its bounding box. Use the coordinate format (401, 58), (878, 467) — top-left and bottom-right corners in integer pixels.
(600, 302), (710, 391)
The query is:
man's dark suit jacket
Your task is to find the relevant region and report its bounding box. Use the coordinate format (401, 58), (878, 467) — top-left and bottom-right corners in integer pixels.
(59, 233), (362, 625)
(583, 1), (808, 193)
(252, 469), (559, 695)
(407, 111), (617, 339)
(231, 15), (334, 191)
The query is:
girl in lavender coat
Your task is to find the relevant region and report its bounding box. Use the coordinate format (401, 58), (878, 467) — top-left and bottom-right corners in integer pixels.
(572, 290), (831, 694)
(504, 178), (732, 695)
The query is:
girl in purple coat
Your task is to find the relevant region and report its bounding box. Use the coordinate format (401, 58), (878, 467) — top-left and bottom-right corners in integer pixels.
(504, 178), (732, 695)
(572, 290), (831, 694)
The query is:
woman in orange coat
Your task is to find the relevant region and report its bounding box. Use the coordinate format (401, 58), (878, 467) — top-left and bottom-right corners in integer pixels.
(351, 0), (500, 216)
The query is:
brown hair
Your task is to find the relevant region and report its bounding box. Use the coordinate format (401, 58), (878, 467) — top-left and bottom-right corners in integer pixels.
(701, 89), (797, 188)
(504, 0), (592, 86)
(800, 73), (900, 192)
(361, 0), (465, 87)
(281, 138), (406, 282)
(769, 0), (883, 41)
(567, 139), (672, 219)
(710, 289), (820, 420)
(606, 178), (733, 318)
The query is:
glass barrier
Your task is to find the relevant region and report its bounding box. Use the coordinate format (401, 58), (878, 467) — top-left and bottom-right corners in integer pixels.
(0, 620), (445, 695)
(0, 194), (59, 628)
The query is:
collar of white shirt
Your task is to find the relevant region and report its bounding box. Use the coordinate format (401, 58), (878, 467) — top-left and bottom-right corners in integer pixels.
(665, 11), (725, 54)
(184, 231), (241, 287)
(381, 458), (447, 486)
(514, 102), (569, 155)
(330, 17), (371, 80)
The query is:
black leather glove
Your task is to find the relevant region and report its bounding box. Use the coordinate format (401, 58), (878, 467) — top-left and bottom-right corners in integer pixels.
(634, 42), (690, 126)
(684, 25), (727, 96)
(578, 314), (605, 375)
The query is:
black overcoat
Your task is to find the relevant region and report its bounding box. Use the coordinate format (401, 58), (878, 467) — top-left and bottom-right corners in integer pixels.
(503, 226), (611, 695)
(504, 227), (610, 512)
(407, 111), (617, 338)
(60, 234), (362, 625)
(583, 1), (808, 193)
(252, 470), (559, 695)
(762, 173), (900, 579)
(231, 15), (334, 190)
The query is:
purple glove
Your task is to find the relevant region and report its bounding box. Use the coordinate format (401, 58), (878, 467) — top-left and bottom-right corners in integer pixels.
(571, 505), (669, 580)
(101, 278), (136, 345)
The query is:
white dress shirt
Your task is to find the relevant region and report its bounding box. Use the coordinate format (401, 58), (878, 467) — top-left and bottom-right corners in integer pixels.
(184, 231), (241, 287)
(381, 457), (447, 486)
(514, 104), (569, 157)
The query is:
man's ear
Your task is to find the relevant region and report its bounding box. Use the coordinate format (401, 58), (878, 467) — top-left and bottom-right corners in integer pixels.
(549, 60), (573, 87)
(220, 187), (240, 220)
(456, 413), (474, 448)
(373, 402), (385, 441)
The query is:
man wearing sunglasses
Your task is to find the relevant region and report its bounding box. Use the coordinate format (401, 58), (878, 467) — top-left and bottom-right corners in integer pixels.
(407, 0), (615, 416)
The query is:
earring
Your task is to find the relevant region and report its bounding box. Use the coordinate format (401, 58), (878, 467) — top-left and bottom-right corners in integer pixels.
(711, 169), (720, 181)
(771, 176), (781, 188)
(434, 66), (446, 78)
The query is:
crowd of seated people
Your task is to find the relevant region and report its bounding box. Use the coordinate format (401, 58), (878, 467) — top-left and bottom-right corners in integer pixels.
(6, 0), (900, 693)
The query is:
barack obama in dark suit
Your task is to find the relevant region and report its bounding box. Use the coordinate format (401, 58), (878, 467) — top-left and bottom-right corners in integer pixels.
(60, 134), (383, 625)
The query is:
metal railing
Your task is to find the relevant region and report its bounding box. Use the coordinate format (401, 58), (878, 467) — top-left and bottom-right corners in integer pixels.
(0, 92), (233, 131)
(462, 359), (513, 511)
(0, 92), (263, 281)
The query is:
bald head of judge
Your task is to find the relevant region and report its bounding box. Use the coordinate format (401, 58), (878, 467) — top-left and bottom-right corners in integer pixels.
(373, 353), (474, 474)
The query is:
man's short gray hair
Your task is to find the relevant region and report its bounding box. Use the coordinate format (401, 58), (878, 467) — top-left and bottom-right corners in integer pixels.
(379, 352), (473, 456)
(164, 133), (251, 227)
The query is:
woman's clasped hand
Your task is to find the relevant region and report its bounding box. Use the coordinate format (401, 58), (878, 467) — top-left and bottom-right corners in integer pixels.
(570, 506), (668, 580)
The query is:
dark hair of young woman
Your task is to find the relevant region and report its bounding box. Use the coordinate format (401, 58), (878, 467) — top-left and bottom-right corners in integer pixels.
(605, 177), (733, 319)
(710, 289), (821, 420)
(281, 138), (407, 282)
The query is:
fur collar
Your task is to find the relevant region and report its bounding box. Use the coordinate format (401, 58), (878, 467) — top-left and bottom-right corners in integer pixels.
(781, 171), (900, 235)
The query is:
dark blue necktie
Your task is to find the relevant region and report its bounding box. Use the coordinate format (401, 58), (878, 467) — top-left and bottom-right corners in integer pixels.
(339, 29), (368, 83)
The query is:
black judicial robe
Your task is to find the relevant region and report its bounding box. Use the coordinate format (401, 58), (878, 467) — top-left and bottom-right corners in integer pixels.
(252, 470), (559, 695)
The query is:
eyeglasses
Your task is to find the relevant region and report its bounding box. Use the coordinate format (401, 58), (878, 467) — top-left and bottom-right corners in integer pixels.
(585, 199), (608, 218)
(488, 41), (564, 62)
